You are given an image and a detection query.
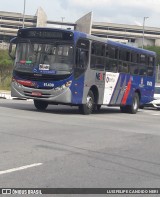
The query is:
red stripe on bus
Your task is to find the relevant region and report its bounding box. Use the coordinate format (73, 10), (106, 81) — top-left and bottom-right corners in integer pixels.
(16, 80), (33, 87)
(121, 78), (132, 105)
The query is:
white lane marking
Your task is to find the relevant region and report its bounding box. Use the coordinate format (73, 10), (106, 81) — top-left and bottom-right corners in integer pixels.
(0, 163), (42, 175)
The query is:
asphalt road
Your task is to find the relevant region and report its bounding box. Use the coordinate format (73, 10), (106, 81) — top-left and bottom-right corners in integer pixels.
(0, 99), (160, 196)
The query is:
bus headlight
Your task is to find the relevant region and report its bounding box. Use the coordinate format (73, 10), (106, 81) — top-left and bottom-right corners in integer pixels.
(12, 78), (23, 88)
(65, 81), (72, 87)
(55, 81), (72, 91)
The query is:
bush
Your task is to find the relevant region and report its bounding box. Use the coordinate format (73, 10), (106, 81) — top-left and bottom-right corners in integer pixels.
(0, 49), (13, 90)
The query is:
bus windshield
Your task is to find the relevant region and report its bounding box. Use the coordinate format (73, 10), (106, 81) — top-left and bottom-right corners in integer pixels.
(15, 42), (74, 74)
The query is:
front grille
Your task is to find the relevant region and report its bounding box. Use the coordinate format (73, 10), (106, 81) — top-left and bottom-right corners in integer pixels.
(23, 85), (53, 90)
(14, 71), (71, 81)
(24, 91), (51, 98)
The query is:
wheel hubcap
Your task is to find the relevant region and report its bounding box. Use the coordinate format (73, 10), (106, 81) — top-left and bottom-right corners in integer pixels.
(87, 96), (93, 109)
(133, 98), (138, 110)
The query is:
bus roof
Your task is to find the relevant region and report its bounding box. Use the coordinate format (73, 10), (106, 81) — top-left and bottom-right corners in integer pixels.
(85, 33), (156, 56)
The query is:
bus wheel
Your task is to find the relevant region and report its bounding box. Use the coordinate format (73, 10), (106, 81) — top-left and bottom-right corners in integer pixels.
(34, 100), (48, 111)
(128, 93), (139, 114)
(79, 90), (95, 115)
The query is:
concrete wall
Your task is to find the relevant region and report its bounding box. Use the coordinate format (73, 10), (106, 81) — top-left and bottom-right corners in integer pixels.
(155, 39), (160, 47)
(135, 38), (155, 47)
(36, 7), (47, 27)
(75, 12), (92, 34)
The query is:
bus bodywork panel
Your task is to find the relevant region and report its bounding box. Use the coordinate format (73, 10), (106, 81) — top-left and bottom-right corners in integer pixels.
(11, 75), (73, 104)
(82, 69), (155, 107)
(103, 72), (155, 106)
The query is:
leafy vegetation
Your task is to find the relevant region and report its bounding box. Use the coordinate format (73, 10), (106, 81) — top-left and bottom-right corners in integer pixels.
(0, 49), (13, 90)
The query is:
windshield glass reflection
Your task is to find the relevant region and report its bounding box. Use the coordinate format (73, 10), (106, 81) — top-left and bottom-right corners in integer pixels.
(15, 42), (74, 74)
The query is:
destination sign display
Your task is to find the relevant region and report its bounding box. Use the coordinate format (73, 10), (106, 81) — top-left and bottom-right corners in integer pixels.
(18, 29), (74, 40)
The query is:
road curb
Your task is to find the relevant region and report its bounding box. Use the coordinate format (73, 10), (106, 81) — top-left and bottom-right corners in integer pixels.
(0, 91), (32, 101)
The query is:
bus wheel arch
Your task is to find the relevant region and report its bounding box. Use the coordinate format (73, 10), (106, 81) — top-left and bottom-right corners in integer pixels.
(135, 89), (141, 103)
(90, 85), (99, 105)
(136, 90), (143, 108)
(90, 85), (101, 111)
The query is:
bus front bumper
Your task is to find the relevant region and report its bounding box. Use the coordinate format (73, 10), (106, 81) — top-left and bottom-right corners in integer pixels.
(11, 82), (72, 104)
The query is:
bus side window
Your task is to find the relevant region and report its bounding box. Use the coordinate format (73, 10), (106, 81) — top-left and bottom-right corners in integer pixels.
(105, 58), (110, 71)
(76, 48), (88, 69)
(131, 53), (138, 63)
(147, 56), (154, 76)
(91, 42), (105, 70)
(76, 39), (89, 69)
(139, 54), (147, 76)
(130, 64), (139, 75)
(105, 45), (109, 57)
(108, 45), (118, 59)
(139, 65), (147, 76)
(105, 45), (118, 72)
(140, 54), (146, 64)
(118, 61), (128, 73)
(109, 59), (118, 72)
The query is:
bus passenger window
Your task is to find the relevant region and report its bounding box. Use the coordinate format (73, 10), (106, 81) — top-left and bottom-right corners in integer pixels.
(108, 46), (117, 59)
(105, 58), (110, 71)
(118, 62), (128, 73)
(126, 51), (130, 61)
(131, 53), (136, 63)
(147, 56), (154, 76)
(119, 49), (130, 61)
(139, 66), (147, 76)
(96, 57), (104, 70)
(105, 46), (109, 57)
(119, 50), (126, 61)
(109, 59), (118, 72)
(140, 54), (146, 64)
(91, 56), (104, 70)
(147, 67), (153, 76)
(148, 56), (154, 67)
(130, 64), (139, 75)
(76, 49), (88, 69)
(91, 42), (105, 70)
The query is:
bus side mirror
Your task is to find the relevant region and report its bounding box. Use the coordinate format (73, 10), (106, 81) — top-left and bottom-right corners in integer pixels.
(9, 37), (17, 60)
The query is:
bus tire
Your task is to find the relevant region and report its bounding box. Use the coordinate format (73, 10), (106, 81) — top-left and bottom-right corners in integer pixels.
(79, 90), (95, 115)
(34, 100), (48, 111)
(127, 93), (139, 114)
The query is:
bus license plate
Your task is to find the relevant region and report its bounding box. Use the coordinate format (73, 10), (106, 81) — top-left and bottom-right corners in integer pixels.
(32, 91), (42, 96)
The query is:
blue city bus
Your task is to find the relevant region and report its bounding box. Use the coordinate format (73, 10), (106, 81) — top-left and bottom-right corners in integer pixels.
(9, 27), (156, 114)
